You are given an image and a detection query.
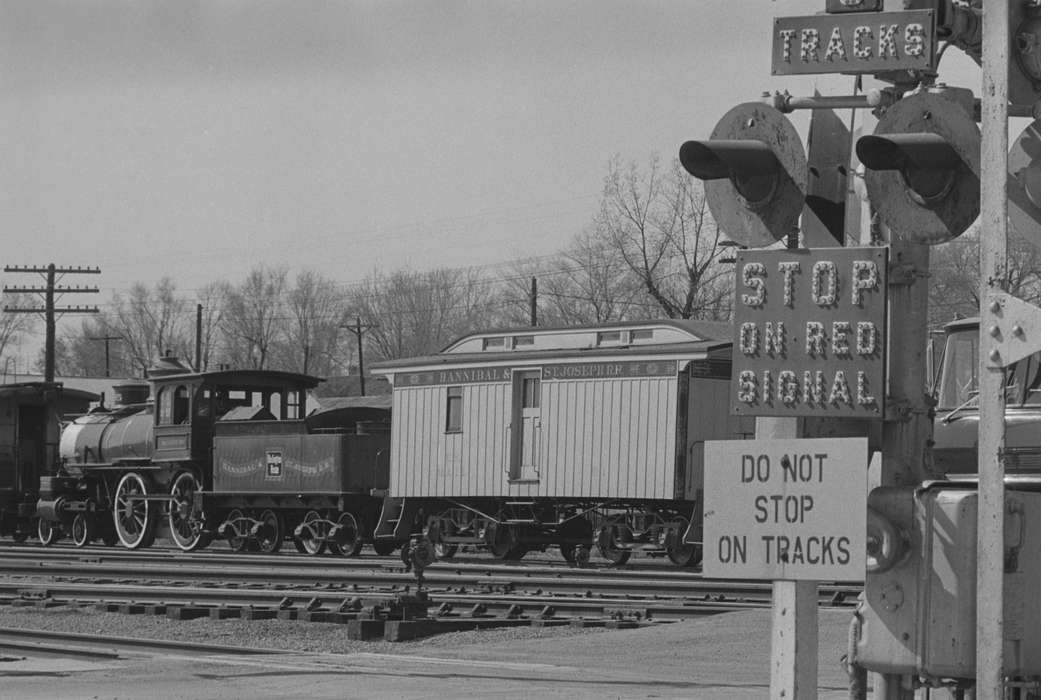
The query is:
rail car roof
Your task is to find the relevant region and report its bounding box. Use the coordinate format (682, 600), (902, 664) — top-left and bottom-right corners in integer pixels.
(372, 319), (732, 371)
(0, 381), (99, 404)
(148, 368), (323, 389)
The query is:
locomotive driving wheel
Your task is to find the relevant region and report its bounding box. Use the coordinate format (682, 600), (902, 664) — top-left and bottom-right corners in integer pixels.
(330, 512), (363, 557)
(169, 472), (207, 552)
(37, 517), (59, 546)
(113, 472), (157, 549)
(294, 510), (327, 555)
(256, 509), (284, 554)
(71, 513), (95, 548)
(665, 515), (702, 568)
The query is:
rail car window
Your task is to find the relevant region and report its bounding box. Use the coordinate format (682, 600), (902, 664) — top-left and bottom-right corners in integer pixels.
(482, 337), (506, 351)
(173, 386), (190, 424)
(157, 386), (171, 424)
(445, 386), (463, 433)
(521, 375), (541, 408)
(597, 331), (622, 345)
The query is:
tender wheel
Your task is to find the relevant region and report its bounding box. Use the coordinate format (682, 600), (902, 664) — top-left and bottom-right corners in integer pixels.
(71, 513), (95, 548)
(256, 509), (284, 554)
(225, 508), (248, 552)
(37, 517), (59, 546)
(666, 516), (702, 568)
(330, 512), (363, 557)
(169, 472), (207, 552)
(113, 472), (157, 549)
(596, 520), (632, 565)
(296, 510), (327, 556)
(371, 539), (398, 556)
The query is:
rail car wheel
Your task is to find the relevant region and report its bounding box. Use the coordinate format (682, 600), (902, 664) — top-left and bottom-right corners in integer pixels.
(71, 513), (95, 548)
(37, 517), (59, 546)
(426, 519), (458, 559)
(225, 509), (248, 552)
(558, 517), (594, 564)
(12, 531), (28, 544)
(485, 522), (524, 560)
(330, 512), (363, 557)
(113, 472), (157, 549)
(256, 509), (284, 554)
(296, 510), (327, 556)
(596, 519), (632, 566)
(665, 516), (702, 568)
(169, 472), (207, 552)
(371, 539), (398, 556)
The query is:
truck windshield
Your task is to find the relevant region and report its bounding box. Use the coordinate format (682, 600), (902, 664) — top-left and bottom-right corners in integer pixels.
(937, 328), (977, 410)
(937, 326), (1041, 409)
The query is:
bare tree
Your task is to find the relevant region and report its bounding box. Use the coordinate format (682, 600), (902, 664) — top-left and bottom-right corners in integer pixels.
(222, 265), (289, 370)
(271, 269), (349, 375)
(352, 266), (501, 361)
(929, 228), (1041, 329)
(0, 293), (39, 372)
(502, 230), (644, 326)
(194, 280), (231, 372)
(593, 154), (732, 320)
(108, 278), (192, 375)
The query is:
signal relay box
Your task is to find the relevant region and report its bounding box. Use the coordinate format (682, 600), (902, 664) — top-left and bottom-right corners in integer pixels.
(856, 483), (1041, 677)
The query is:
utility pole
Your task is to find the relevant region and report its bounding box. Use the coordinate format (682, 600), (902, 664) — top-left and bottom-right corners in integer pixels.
(342, 317), (378, 396)
(3, 264), (100, 382)
(529, 277), (537, 327)
(88, 335), (122, 377)
(195, 303), (203, 371)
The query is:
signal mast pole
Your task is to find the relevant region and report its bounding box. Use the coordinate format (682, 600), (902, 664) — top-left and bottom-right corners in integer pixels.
(3, 264), (100, 382)
(977, 2), (1010, 696)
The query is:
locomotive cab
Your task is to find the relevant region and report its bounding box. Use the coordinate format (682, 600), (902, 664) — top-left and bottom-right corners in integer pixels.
(151, 370), (318, 466)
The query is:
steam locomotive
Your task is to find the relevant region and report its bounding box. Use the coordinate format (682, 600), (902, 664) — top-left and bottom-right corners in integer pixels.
(34, 356), (392, 554)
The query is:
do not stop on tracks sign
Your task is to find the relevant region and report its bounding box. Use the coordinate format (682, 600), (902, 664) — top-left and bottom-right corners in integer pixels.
(702, 437), (867, 581)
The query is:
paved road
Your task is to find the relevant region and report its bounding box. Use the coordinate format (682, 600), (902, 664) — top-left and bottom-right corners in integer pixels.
(1, 609), (860, 699)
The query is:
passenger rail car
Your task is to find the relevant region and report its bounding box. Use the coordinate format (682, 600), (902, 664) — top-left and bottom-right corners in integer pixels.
(36, 358), (391, 554)
(0, 382), (96, 542)
(372, 320), (753, 566)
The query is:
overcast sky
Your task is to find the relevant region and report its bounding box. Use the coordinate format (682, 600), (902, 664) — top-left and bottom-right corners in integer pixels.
(2, 1), (981, 364)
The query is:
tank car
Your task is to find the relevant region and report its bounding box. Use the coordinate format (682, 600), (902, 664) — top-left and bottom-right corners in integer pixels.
(371, 320), (753, 566)
(38, 357), (391, 554)
(0, 382), (96, 542)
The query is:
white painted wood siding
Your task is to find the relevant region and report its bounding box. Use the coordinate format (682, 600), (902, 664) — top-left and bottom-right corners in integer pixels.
(389, 375), (679, 500)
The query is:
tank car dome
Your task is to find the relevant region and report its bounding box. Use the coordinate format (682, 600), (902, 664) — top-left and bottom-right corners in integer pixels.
(147, 355), (192, 378)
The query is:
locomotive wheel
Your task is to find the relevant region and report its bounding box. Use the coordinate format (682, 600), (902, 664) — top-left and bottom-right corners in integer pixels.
(169, 472), (207, 552)
(256, 509), (284, 554)
(296, 510), (327, 556)
(329, 512), (363, 557)
(596, 520), (632, 566)
(71, 513), (95, 548)
(113, 472), (157, 549)
(666, 516), (702, 568)
(37, 517), (59, 546)
(371, 539), (398, 556)
(225, 509), (248, 552)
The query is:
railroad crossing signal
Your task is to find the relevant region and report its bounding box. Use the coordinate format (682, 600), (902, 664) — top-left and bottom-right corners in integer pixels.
(679, 102), (807, 248)
(855, 90), (980, 244)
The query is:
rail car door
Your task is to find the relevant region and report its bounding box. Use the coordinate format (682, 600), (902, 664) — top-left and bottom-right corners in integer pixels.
(17, 405), (45, 491)
(509, 370), (541, 481)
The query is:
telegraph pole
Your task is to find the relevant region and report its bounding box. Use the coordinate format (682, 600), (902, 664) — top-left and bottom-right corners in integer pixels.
(88, 335), (122, 377)
(343, 317), (378, 396)
(3, 264), (100, 382)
